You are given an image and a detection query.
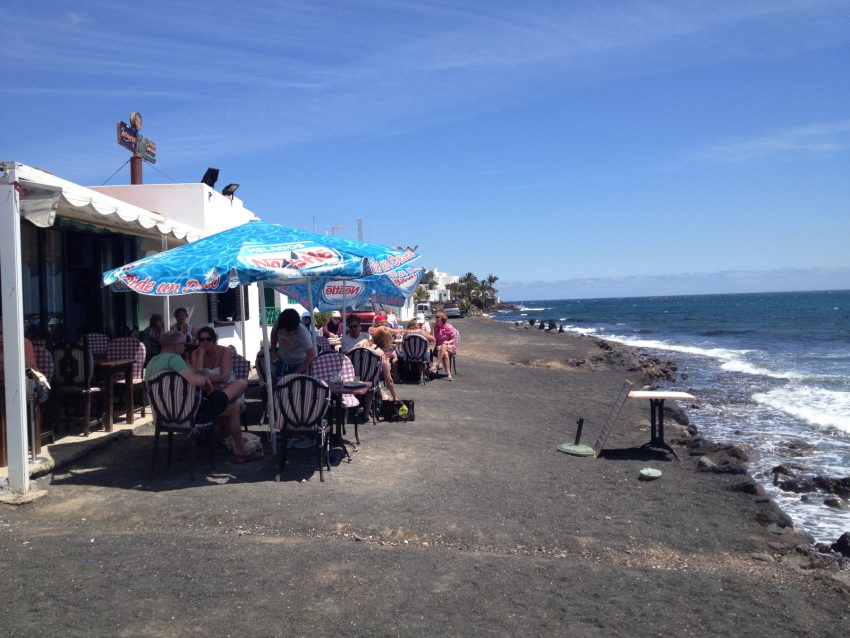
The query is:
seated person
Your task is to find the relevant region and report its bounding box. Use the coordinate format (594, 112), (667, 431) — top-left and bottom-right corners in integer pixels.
(0, 324), (48, 401)
(140, 313), (165, 363)
(350, 326), (398, 419)
(301, 311), (319, 350)
(415, 313), (432, 334)
(341, 315), (368, 353)
(170, 307), (194, 344)
(430, 311), (458, 381)
(368, 315), (399, 379)
(322, 310), (343, 338)
(403, 318), (435, 359)
(145, 330), (259, 463)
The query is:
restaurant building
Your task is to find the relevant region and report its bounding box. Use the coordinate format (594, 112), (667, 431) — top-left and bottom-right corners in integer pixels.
(1, 161), (265, 494)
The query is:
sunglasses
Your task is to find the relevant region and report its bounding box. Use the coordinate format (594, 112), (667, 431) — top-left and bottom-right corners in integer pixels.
(197, 336), (213, 342)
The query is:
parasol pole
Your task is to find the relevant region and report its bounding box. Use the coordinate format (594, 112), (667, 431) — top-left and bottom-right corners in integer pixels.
(238, 285), (246, 359)
(341, 280), (347, 328)
(258, 281), (276, 454)
(161, 235), (170, 322)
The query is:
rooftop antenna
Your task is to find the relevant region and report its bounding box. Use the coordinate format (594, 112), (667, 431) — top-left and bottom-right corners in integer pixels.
(327, 225), (344, 236)
(357, 218), (363, 241)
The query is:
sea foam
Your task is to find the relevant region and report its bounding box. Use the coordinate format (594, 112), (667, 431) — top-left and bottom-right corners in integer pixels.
(752, 385), (850, 432)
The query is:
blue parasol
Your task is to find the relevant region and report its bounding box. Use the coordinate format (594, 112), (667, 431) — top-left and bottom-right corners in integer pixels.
(274, 267), (424, 311)
(102, 220), (418, 295)
(101, 220), (419, 456)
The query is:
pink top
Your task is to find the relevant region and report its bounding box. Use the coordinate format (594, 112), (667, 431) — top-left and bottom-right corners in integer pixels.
(434, 321), (457, 347)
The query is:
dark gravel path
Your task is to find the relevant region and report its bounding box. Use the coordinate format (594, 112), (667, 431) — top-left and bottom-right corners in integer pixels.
(1, 318), (847, 637)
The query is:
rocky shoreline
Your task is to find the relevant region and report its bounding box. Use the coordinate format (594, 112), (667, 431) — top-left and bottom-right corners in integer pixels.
(489, 315), (850, 568)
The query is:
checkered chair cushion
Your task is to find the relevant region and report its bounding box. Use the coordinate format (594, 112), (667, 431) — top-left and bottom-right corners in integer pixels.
(106, 337), (146, 383)
(34, 344), (54, 382)
(309, 353), (358, 408)
(82, 333), (110, 357)
(226, 345), (251, 381)
(316, 335), (332, 353)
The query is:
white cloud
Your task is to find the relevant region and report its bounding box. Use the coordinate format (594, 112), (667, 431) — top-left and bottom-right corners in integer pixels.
(687, 119), (850, 164)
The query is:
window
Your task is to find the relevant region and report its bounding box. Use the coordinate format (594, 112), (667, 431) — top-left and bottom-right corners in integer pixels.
(209, 287), (250, 323)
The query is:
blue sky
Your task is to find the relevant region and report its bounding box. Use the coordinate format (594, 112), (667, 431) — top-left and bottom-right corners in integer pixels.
(4, 0), (849, 300)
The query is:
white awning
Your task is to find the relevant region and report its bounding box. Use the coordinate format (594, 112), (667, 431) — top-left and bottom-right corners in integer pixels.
(0, 161), (201, 242)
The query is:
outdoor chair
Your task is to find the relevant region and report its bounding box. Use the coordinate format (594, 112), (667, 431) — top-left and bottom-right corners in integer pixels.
(309, 352), (361, 443)
(51, 342), (103, 436)
(255, 349), (271, 426)
(273, 374), (331, 482)
(433, 330), (460, 376)
(32, 343), (55, 444)
(346, 347), (383, 423)
(450, 329), (460, 375)
(316, 335), (332, 354)
(228, 346), (252, 431)
(33, 343), (54, 382)
(82, 332), (110, 359)
(401, 333), (430, 385)
(105, 337), (147, 419)
(146, 370), (216, 479)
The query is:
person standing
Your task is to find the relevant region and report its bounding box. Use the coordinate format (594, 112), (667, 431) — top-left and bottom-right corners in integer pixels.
(171, 307), (194, 344)
(270, 308), (317, 380)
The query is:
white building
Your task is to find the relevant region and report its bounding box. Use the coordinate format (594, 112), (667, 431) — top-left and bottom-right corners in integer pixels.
(427, 269), (459, 302)
(0, 161), (263, 494)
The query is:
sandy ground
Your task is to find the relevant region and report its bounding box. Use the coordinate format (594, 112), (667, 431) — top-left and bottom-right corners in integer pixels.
(1, 317), (848, 637)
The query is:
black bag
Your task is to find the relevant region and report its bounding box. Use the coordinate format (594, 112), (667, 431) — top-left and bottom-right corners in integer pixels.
(381, 399), (415, 422)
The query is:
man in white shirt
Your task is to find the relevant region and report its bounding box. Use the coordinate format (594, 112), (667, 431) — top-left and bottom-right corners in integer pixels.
(341, 315), (369, 353)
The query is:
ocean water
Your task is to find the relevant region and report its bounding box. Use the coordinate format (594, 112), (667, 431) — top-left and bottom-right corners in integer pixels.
(495, 290), (850, 544)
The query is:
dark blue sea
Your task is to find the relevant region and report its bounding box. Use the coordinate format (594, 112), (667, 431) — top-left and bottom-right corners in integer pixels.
(494, 290), (850, 544)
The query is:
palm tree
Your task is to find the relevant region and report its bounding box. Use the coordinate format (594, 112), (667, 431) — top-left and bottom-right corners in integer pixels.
(414, 285), (430, 303)
(480, 274), (499, 307)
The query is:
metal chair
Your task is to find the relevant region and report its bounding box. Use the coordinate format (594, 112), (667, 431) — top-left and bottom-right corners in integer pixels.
(145, 371), (215, 478)
(81, 333), (110, 359)
(228, 346), (252, 431)
(33, 344), (54, 383)
(309, 352), (361, 443)
(51, 342), (103, 436)
(316, 335), (332, 354)
(346, 347), (383, 423)
(105, 337), (148, 419)
(273, 374), (331, 482)
(401, 333), (430, 385)
(32, 344), (55, 445)
(255, 349), (270, 426)
(450, 330), (460, 375)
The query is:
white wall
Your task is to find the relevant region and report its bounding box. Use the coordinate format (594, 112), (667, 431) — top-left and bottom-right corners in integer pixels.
(97, 182), (264, 357)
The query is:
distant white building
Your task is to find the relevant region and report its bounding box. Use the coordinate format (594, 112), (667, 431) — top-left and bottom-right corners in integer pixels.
(427, 269), (459, 302)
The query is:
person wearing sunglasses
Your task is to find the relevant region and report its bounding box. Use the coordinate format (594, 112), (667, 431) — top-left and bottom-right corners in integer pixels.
(145, 330), (258, 462)
(189, 326), (262, 463)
